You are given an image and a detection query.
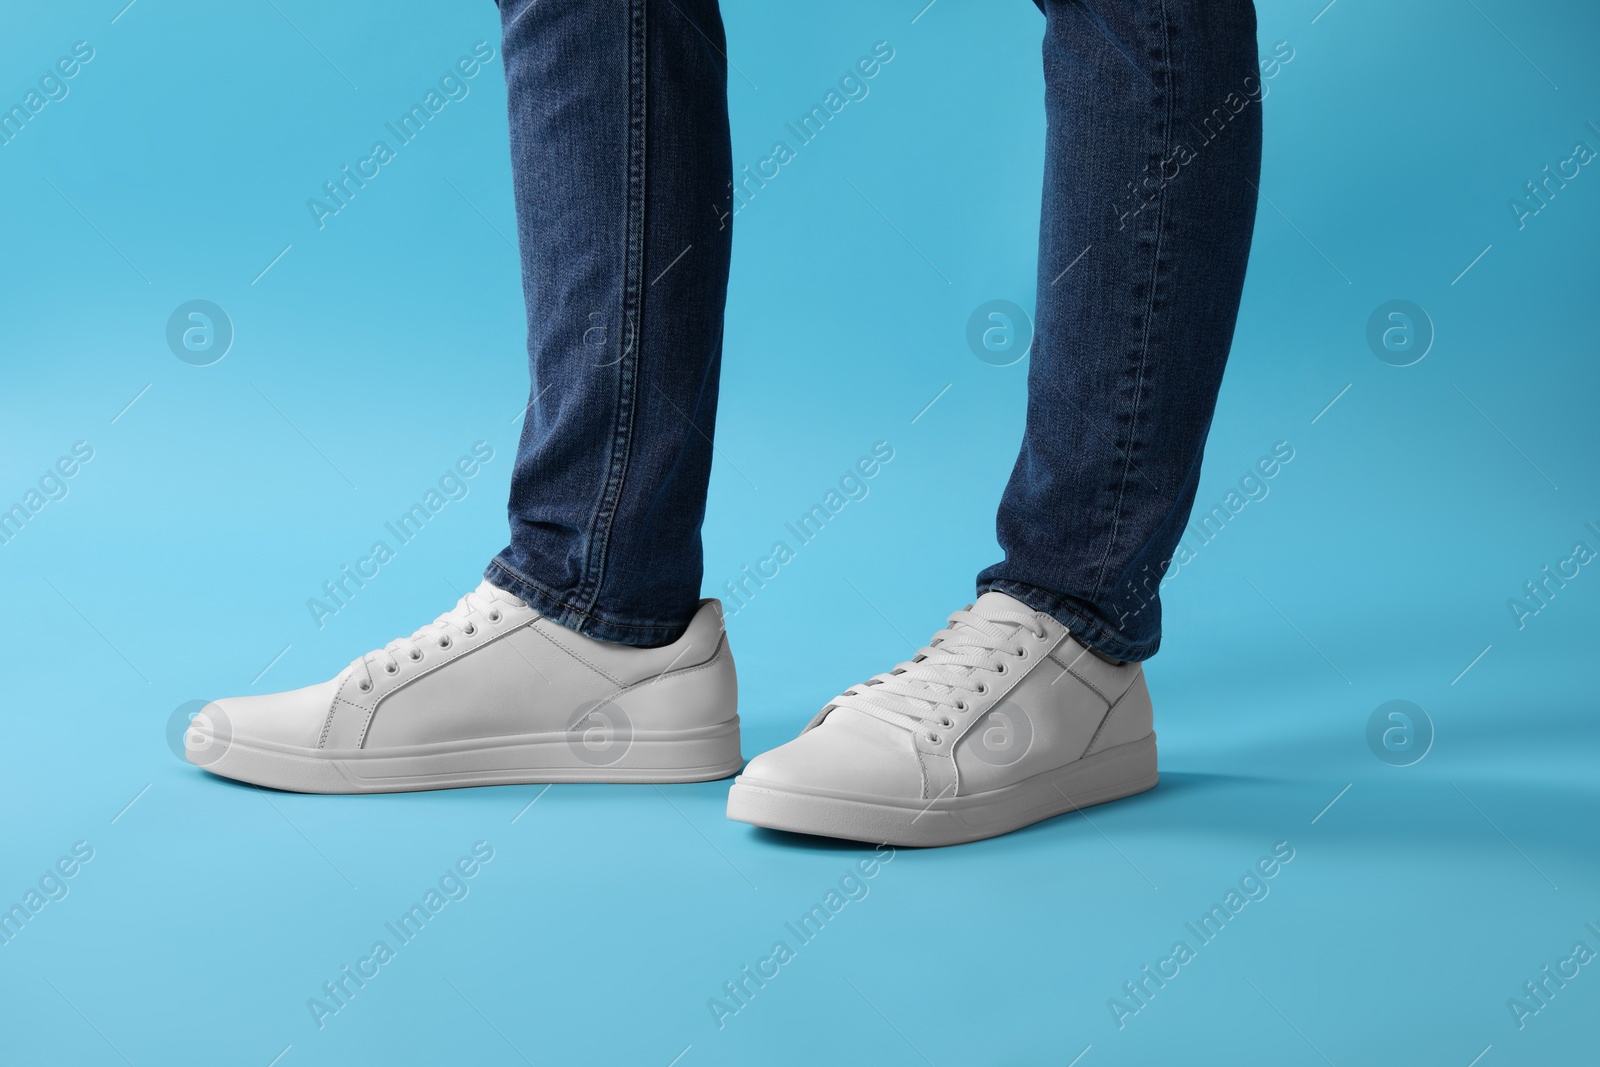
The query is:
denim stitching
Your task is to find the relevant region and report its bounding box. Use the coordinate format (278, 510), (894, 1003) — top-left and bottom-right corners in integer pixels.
(488, 558), (688, 638)
(1090, 0), (1175, 605)
(575, 0), (649, 628)
(981, 577), (1159, 662)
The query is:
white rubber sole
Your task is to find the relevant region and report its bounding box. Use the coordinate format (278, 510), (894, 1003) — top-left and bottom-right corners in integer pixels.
(188, 719), (743, 793)
(726, 733), (1157, 847)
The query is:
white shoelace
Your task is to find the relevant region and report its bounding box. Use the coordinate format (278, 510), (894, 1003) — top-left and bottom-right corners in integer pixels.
(827, 607), (1045, 741)
(348, 585), (522, 692)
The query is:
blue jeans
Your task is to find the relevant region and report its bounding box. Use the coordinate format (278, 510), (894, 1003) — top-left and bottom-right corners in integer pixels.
(487, 0), (1261, 661)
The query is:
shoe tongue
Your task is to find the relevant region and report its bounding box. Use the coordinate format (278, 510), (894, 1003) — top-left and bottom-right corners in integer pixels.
(475, 579), (527, 608)
(971, 591), (1036, 618)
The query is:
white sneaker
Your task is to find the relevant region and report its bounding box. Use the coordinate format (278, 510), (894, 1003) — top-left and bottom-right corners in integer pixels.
(187, 581), (741, 792)
(726, 592), (1156, 846)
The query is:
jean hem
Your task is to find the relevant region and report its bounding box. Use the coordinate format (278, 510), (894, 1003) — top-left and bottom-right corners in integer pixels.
(978, 577), (1160, 663)
(485, 557), (692, 647)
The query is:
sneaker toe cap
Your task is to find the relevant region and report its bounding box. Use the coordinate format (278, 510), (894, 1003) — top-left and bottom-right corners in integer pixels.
(741, 710), (923, 800)
(189, 679), (341, 761)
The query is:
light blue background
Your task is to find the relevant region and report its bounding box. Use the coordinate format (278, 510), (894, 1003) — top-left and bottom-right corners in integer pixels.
(1, 0), (1596, 1064)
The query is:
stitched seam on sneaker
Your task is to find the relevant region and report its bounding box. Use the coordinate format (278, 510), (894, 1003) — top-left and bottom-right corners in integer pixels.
(1081, 670), (1141, 758)
(933, 628), (1060, 790)
(925, 750), (955, 800)
(1066, 666), (1114, 707)
(319, 675), (360, 750)
(644, 631), (729, 681)
(336, 696), (376, 750)
(349, 619), (539, 748)
(914, 743), (940, 802)
(1046, 651), (1114, 709)
(530, 619), (624, 687)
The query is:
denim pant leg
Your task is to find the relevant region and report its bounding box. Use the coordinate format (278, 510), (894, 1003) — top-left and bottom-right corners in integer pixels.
(979, 0), (1263, 662)
(487, 0), (733, 647)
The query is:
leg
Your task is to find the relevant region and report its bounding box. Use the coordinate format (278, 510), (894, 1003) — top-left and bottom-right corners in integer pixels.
(727, 0), (1262, 845)
(188, 2), (744, 793)
(978, 0), (1263, 662)
(486, 0), (734, 647)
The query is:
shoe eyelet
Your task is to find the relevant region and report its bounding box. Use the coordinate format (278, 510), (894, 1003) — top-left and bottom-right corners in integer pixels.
(384, 663), (398, 675)
(1015, 647), (1028, 659)
(358, 680), (372, 692)
(976, 683), (988, 695)
(463, 623), (477, 636)
(938, 717), (953, 728)
(954, 700), (968, 712)
(409, 649), (423, 662)
(996, 663), (1008, 676)
(488, 610), (502, 623)
(926, 733), (941, 744)
(438, 635), (452, 649)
